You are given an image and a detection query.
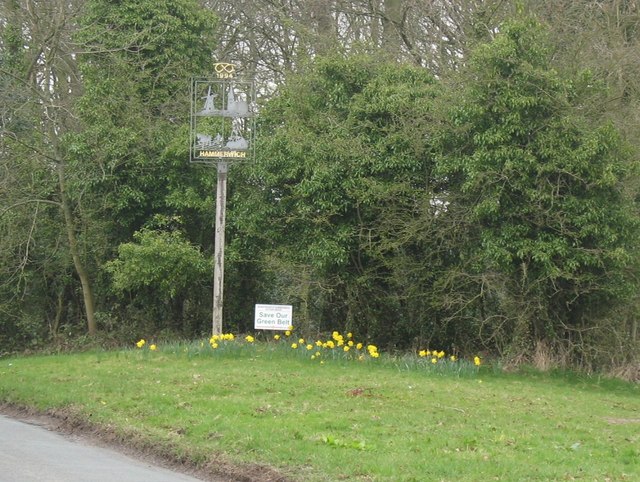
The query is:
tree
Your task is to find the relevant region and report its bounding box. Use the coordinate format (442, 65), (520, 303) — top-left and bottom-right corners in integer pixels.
(430, 19), (639, 366)
(73, 0), (219, 335)
(0, 0), (219, 345)
(525, 1), (640, 144)
(74, 0), (217, 237)
(0, 0), (99, 337)
(230, 54), (436, 342)
(207, 0), (513, 90)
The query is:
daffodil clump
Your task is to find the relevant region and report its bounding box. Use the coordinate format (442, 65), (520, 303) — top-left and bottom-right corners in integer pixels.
(271, 329), (381, 363)
(418, 348), (453, 365)
(135, 329), (484, 372)
(135, 339), (157, 351)
(417, 348), (481, 366)
(208, 333), (235, 349)
(404, 347), (484, 376)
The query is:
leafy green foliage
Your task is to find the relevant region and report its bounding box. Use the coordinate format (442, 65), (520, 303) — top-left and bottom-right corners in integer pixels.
(431, 20), (640, 363)
(231, 55), (436, 341)
(61, 0), (220, 336)
(2, 1), (639, 372)
(104, 226), (211, 336)
(73, 0), (218, 239)
(106, 228), (209, 299)
(79, 0), (217, 108)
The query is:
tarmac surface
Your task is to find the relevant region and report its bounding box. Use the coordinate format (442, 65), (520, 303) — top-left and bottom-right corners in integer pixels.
(0, 414), (205, 482)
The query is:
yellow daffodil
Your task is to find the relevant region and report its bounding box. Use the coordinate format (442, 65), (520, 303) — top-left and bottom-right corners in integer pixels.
(356, 343), (363, 350)
(348, 340), (354, 347)
(274, 334), (281, 340)
(315, 340), (323, 347)
(419, 350), (427, 357)
(431, 357), (438, 364)
(343, 346), (350, 352)
(298, 338), (305, 344)
(347, 332), (353, 339)
(306, 344), (313, 350)
(136, 339), (145, 348)
(288, 325), (293, 331)
(285, 330), (291, 337)
(245, 335), (255, 343)
(370, 352), (380, 358)
(437, 350), (445, 358)
(211, 342), (219, 349)
(450, 355), (457, 362)
(149, 344), (157, 351)
(474, 356), (482, 366)
(291, 343), (298, 349)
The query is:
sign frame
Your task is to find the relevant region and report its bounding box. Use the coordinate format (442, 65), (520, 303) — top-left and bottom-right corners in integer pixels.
(190, 70), (256, 165)
(254, 304), (293, 331)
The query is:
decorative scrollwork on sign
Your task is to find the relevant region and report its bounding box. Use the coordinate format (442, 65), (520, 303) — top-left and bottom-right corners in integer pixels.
(214, 63), (235, 79)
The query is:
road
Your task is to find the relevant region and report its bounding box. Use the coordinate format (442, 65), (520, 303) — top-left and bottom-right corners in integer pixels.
(0, 414), (205, 482)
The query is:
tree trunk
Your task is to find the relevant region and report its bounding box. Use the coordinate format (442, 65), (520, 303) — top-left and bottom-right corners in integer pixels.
(308, 0), (336, 55)
(299, 266), (311, 334)
(382, 0), (403, 57)
(57, 161), (97, 336)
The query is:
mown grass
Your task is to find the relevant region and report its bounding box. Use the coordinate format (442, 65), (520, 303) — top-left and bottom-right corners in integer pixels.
(0, 339), (639, 481)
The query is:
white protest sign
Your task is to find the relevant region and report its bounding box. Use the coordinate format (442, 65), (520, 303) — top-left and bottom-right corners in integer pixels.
(254, 304), (293, 330)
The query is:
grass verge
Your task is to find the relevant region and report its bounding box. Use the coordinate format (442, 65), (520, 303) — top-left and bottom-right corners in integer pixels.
(0, 339), (639, 481)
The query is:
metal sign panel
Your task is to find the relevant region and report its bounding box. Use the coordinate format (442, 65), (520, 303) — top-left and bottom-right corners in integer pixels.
(190, 68), (255, 164)
(255, 304), (293, 331)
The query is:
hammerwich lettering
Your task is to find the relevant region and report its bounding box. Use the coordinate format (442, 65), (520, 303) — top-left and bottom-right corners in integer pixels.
(198, 150), (247, 159)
